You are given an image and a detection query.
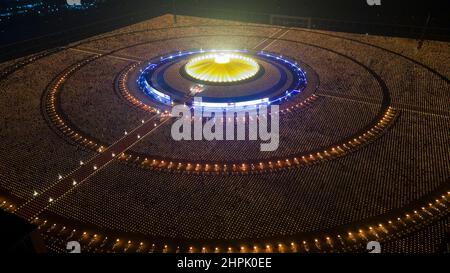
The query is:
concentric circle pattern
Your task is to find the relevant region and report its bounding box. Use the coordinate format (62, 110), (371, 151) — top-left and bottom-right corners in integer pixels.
(137, 49), (308, 111)
(0, 15), (449, 253)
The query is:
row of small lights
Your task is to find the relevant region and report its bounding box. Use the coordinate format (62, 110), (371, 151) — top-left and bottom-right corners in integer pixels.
(22, 55), (398, 222)
(13, 54), (106, 213)
(120, 63), (161, 113)
(0, 49), (63, 92)
(45, 48), (388, 177)
(1, 56), (443, 250)
(45, 53), (396, 177)
(132, 107), (398, 174)
(29, 53), (137, 210)
(52, 73), (396, 176)
(59, 50), (311, 161)
(137, 49), (308, 110)
(2, 26), (448, 253)
(15, 190), (448, 253)
(137, 50), (248, 104)
(39, 55), (167, 208)
(122, 61), (316, 116)
(0, 51), (107, 217)
(0, 199), (15, 212)
(46, 54), (104, 153)
(33, 53), (188, 217)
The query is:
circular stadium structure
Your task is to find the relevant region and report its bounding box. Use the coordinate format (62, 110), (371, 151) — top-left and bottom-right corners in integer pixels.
(0, 15), (449, 253)
(137, 49), (308, 112)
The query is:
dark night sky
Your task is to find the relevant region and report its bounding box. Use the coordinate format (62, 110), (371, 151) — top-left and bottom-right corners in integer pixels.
(1, 0), (448, 24)
(1, 0), (448, 59)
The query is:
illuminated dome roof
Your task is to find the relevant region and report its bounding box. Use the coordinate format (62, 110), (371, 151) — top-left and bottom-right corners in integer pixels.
(184, 53), (260, 83)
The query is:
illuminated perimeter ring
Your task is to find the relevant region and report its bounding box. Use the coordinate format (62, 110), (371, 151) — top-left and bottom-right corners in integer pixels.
(137, 49), (308, 111)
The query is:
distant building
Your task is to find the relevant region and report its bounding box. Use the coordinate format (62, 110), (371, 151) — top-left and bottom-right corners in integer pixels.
(0, 0), (102, 20)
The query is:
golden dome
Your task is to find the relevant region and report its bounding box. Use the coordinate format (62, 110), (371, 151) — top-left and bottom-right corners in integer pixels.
(185, 53), (260, 83)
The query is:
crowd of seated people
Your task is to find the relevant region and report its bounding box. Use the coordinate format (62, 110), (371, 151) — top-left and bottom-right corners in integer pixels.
(0, 51), (95, 201)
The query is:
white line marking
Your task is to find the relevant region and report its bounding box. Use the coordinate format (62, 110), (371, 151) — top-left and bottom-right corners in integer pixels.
(260, 29), (291, 50)
(252, 28), (283, 49)
(68, 47), (140, 62)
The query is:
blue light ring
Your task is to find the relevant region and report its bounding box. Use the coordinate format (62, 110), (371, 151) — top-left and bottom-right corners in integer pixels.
(137, 49), (308, 108)
(149, 54), (301, 103)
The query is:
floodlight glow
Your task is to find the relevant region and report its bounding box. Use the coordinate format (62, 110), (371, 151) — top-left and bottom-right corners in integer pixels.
(137, 49), (308, 111)
(141, 80), (172, 105)
(193, 98), (269, 111)
(185, 53), (260, 83)
(214, 54), (230, 64)
(235, 98), (269, 107)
